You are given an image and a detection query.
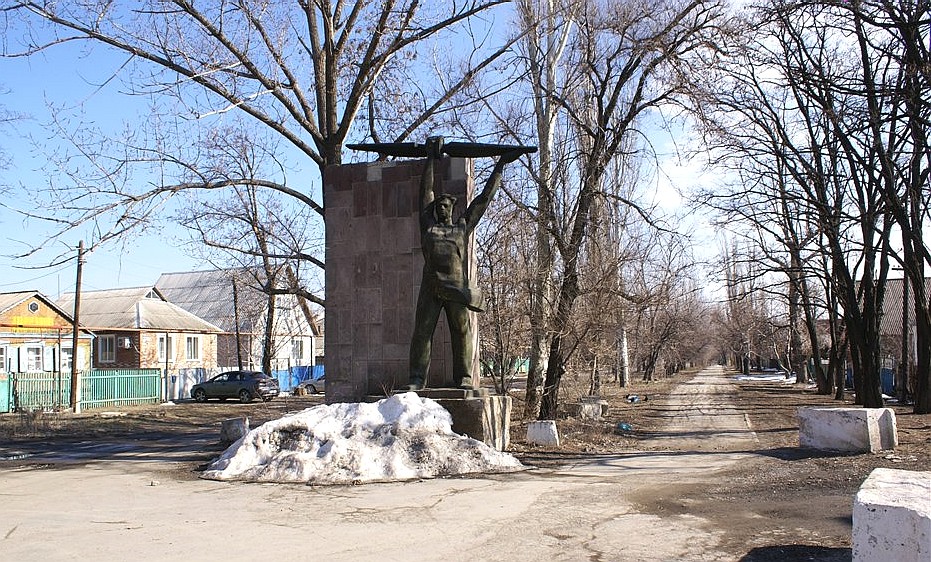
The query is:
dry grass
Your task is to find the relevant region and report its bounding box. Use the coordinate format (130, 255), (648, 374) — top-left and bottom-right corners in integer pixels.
(508, 370), (684, 454)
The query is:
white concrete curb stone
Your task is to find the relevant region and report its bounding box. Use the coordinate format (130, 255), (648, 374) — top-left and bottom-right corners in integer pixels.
(853, 468), (931, 562)
(526, 420), (560, 447)
(798, 407), (897, 453)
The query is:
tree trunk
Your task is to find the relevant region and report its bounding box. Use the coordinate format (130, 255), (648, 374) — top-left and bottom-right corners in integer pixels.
(589, 356), (601, 396)
(618, 324), (630, 387)
(787, 261), (808, 384)
(262, 288), (276, 375)
(539, 263), (582, 420)
(539, 334), (565, 420)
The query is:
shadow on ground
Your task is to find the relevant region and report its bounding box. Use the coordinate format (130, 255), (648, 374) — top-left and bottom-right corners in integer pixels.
(740, 544), (851, 561)
(754, 447), (862, 461)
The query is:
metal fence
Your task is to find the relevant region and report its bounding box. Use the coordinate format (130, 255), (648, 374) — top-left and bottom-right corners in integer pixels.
(0, 369), (162, 413)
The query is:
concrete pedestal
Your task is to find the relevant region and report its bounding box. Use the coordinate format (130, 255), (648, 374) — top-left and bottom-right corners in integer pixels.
(370, 389), (512, 451)
(566, 396), (608, 419)
(798, 407), (898, 453)
(853, 468), (931, 562)
(415, 389), (510, 451)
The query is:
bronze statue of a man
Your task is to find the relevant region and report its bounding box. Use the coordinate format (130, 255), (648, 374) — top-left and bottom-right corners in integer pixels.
(408, 137), (523, 390)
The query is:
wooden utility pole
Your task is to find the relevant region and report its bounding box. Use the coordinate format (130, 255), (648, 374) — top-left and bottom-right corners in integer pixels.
(70, 241), (84, 413)
(233, 277), (243, 370)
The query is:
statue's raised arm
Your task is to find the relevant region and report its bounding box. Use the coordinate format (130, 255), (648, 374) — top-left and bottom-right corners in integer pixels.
(462, 148), (525, 232)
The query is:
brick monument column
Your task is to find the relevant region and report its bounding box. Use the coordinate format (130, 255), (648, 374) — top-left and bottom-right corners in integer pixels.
(323, 157), (478, 403)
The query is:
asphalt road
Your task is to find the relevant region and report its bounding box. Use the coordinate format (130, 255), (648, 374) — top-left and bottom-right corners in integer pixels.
(0, 366), (770, 561)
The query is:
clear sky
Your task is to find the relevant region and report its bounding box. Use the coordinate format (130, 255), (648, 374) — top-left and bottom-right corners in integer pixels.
(1, 37), (207, 299)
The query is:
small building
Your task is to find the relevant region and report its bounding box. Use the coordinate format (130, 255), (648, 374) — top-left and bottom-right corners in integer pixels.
(878, 277), (930, 396)
(0, 290), (93, 374)
(56, 287), (222, 372)
(156, 269), (323, 372)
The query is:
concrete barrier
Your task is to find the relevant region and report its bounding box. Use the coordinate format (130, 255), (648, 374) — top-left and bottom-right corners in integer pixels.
(853, 468), (931, 562)
(797, 407), (897, 453)
(220, 417), (250, 445)
(526, 420), (560, 447)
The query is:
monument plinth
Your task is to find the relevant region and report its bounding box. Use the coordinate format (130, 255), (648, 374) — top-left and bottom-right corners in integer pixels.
(325, 139), (533, 450)
(323, 156), (475, 399)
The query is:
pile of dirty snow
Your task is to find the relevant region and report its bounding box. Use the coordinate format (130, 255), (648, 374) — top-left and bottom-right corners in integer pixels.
(201, 392), (523, 485)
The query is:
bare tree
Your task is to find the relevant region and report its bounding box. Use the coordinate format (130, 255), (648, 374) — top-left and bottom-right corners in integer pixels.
(477, 202), (532, 396)
(532, 0), (726, 420)
(687, 1), (931, 408)
(2, 0), (512, 273)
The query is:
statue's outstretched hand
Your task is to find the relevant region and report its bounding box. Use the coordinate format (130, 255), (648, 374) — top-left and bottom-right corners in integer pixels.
(497, 149), (524, 165)
(426, 136), (445, 159)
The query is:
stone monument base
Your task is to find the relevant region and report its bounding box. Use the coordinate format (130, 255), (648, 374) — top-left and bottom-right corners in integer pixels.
(367, 388), (511, 451)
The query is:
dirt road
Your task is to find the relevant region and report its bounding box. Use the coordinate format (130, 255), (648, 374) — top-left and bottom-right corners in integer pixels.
(0, 366), (876, 560)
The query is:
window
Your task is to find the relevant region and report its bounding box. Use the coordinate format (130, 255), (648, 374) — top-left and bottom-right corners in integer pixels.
(0, 347), (6, 373)
(292, 339), (304, 362)
(186, 336), (200, 361)
(98, 335), (116, 363)
(26, 346), (43, 371)
(61, 347), (73, 372)
(158, 335), (174, 361)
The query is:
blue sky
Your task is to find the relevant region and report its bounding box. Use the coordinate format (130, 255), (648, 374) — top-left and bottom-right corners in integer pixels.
(1, 39), (207, 298)
(0, 13), (720, 302)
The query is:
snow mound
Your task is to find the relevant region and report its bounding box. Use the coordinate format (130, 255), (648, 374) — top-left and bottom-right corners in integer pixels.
(201, 392), (524, 485)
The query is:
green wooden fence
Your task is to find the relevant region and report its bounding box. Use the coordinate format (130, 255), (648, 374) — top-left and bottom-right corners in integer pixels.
(0, 369), (162, 413)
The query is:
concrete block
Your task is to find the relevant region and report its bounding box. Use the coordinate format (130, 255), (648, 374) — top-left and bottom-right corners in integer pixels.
(798, 407), (898, 453)
(434, 394), (511, 451)
(853, 468), (931, 562)
(220, 417), (249, 445)
(527, 420), (560, 447)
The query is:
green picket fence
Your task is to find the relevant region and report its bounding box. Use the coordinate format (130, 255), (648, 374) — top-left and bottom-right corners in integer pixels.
(0, 369), (162, 413)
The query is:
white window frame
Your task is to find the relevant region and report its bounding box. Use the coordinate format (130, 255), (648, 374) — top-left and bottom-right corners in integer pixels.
(98, 335), (116, 363)
(0, 346), (6, 373)
(26, 346), (44, 371)
(158, 335), (174, 361)
(185, 336), (200, 361)
(292, 339), (304, 362)
(61, 347), (73, 373)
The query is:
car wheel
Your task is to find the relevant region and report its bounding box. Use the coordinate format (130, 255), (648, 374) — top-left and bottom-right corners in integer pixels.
(193, 389), (207, 403)
(309, 385), (318, 394)
(239, 389), (253, 403)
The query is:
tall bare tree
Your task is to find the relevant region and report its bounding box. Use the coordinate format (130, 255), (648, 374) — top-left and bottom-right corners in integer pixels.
(2, 0), (511, 276)
(533, 0), (726, 419)
(687, 1), (931, 408)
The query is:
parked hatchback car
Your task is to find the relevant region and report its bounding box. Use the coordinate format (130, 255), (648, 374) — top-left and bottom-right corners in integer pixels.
(191, 371), (280, 403)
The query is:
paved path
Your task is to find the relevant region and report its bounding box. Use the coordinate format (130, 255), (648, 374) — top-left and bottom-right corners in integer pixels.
(0, 366), (762, 561)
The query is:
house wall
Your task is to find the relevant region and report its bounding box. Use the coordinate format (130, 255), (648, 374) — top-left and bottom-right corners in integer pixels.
(250, 294), (319, 371)
(215, 298), (319, 371)
(91, 331), (141, 369)
(217, 333), (249, 370)
(137, 332), (218, 371)
(0, 297), (93, 373)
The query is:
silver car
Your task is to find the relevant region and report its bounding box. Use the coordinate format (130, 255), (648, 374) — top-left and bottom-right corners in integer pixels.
(296, 376), (325, 395)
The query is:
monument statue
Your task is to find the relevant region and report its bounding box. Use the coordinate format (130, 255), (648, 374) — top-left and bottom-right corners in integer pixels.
(348, 137), (535, 390)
